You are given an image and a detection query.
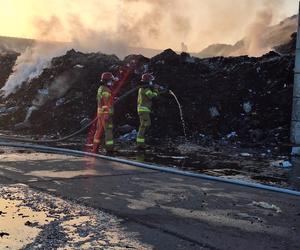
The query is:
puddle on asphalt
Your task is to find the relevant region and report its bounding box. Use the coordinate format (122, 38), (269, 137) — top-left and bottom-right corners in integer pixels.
(0, 198), (53, 249)
(116, 145), (291, 187)
(25, 169), (100, 178)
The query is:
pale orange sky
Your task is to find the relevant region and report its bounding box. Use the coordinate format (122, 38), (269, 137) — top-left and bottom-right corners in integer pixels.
(0, 0), (119, 39)
(0, 0), (299, 51)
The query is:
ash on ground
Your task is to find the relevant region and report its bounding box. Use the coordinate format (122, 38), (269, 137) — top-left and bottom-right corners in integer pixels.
(0, 184), (150, 249)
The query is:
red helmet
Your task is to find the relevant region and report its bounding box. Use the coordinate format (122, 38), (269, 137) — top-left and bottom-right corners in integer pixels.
(141, 73), (155, 82)
(101, 72), (114, 82)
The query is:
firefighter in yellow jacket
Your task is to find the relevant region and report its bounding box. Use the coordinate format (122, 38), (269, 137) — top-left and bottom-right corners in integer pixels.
(137, 73), (166, 147)
(93, 72), (115, 152)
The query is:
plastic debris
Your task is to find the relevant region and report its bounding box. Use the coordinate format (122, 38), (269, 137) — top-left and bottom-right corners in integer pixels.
(243, 101), (252, 113)
(209, 106), (220, 118)
(271, 160), (292, 168)
(119, 129), (137, 141)
(38, 89), (49, 95)
(74, 64), (84, 68)
(240, 153), (252, 157)
(55, 98), (65, 106)
(226, 131), (238, 139)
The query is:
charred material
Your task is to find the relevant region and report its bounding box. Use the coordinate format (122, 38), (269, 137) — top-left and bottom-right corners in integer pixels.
(0, 43), (295, 147)
(0, 51), (19, 88)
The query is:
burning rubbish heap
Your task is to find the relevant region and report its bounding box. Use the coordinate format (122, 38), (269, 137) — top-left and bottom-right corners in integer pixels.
(0, 51), (19, 88)
(0, 39), (295, 147)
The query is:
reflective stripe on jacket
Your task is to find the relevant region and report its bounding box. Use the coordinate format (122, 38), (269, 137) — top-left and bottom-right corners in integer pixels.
(137, 87), (159, 113)
(97, 85), (113, 115)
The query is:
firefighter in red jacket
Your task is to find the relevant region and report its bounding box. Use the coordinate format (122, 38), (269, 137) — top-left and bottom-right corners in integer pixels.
(93, 72), (115, 152)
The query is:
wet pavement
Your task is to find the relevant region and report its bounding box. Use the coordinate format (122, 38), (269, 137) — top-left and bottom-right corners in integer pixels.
(111, 141), (294, 189)
(0, 148), (299, 249)
(0, 129), (294, 189)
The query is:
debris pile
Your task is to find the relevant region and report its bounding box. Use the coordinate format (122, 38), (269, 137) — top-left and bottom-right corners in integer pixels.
(148, 50), (294, 147)
(0, 42), (295, 147)
(197, 15), (297, 58)
(0, 51), (19, 88)
(274, 32), (297, 55)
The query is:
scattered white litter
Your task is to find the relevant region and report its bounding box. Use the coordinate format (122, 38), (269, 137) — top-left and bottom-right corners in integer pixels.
(74, 64), (84, 68)
(209, 106), (220, 118)
(243, 101), (252, 113)
(55, 98), (65, 106)
(226, 131), (237, 139)
(38, 89), (49, 95)
(157, 155), (188, 160)
(271, 160), (292, 168)
(240, 153), (252, 157)
(251, 201), (282, 213)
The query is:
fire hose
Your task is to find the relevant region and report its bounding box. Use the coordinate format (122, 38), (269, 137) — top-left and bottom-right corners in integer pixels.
(0, 86), (142, 143)
(0, 86), (299, 197)
(0, 141), (299, 197)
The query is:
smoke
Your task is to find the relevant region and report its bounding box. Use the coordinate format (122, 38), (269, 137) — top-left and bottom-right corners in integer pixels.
(118, 0), (192, 48)
(32, 69), (79, 108)
(23, 68), (81, 123)
(0, 0), (297, 52)
(0, 0), (296, 96)
(244, 0), (286, 56)
(181, 42), (188, 53)
(1, 43), (67, 97)
(245, 10), (273, 56)
(119, 0), (293, 55)
(1, 10), (130, 97)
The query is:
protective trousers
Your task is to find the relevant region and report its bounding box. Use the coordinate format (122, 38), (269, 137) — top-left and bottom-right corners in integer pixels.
(137, 112), (151, 145)
(93, 114), (114, 150)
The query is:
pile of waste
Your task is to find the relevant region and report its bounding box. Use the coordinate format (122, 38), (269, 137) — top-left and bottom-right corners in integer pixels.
(197, 15), (297, 58)
(0, 38), (295, 147)
(274, 32), (297, 55)
(0, 51), (19, 88)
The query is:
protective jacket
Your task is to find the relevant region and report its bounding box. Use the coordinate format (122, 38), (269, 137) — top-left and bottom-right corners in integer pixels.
(93, 85), (114, 150)
(97, 85), (113, 115)
(136, 86), (160, 146)
(137, 87), (159, 113)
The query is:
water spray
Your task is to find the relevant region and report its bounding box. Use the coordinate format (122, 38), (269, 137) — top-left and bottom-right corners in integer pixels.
(168, 90), (188, 141)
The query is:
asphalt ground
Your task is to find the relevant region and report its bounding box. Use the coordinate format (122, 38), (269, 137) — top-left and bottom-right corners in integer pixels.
(0, 148), (299, 250)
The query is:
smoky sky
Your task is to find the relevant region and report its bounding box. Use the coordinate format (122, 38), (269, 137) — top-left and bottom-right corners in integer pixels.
(6, 0), (300, 54)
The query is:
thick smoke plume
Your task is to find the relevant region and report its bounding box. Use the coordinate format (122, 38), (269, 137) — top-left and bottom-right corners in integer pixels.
(1, 43), (67, 97)
(0, 0), (296, 97)
(244, 0), (291, 56)
(16, 68), (81, 127)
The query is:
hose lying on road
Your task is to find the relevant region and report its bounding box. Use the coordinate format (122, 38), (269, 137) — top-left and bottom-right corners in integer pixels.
(0, 86), (141, 143)
(0, 141), (300, 197)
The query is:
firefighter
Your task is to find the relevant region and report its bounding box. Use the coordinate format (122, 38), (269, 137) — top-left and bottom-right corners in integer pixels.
(93, 72), (115, 153)
(136, 73), (167, 148)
